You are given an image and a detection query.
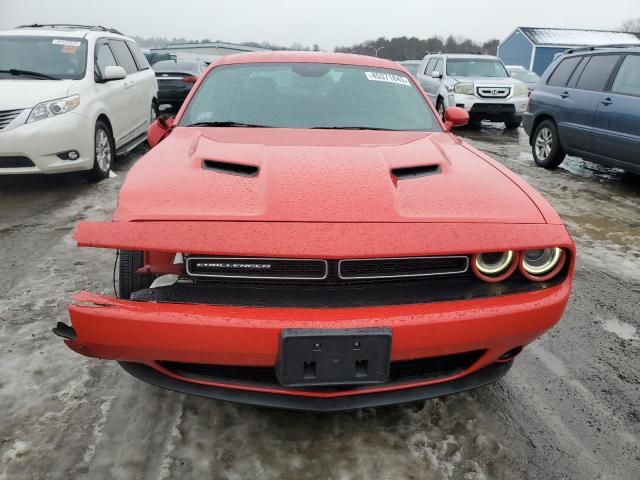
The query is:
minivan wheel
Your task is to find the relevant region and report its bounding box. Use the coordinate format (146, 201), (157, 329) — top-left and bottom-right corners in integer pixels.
(83, 120), (114, 182)
(150, 101), (158, 124)
(532, 120), (566, 169)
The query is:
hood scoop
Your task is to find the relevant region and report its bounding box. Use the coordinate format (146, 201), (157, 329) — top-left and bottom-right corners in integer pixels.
(202, 159), (259, 178)
(391, 164), (441, 180)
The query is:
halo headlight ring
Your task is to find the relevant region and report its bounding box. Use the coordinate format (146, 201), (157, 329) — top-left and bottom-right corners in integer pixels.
(471, 251), (519, 283)
(520, 248), (566, 282)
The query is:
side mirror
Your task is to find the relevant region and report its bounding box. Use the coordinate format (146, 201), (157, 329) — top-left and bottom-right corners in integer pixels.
(443, 107), (469, 131)
(431, 70), (442, 79)
(148, 114), (174, 148)
(103, 65), (127, 81)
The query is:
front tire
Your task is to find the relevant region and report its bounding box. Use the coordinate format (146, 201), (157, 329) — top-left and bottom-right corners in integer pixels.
(118, 250), (153, 299)
(504, 117), (522, 129)
(532, 120), (566, 169)
(83, 120), (114, 182)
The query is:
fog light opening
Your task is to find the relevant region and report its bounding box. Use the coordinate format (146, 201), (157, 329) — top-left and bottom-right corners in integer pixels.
(498, 346), (522, 362)
(57, 150), (80, 161)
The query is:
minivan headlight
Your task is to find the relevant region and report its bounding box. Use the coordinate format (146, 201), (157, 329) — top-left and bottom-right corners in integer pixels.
(514, 83), (529, 97)
(27, 95), (80, 123)
(454, 83), (474, 95)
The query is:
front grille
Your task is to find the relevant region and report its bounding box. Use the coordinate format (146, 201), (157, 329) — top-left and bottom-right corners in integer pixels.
(0, 109), (24, 130)
(159, 350), (485, 390)
(186, 257), (328, 280)
(470, 103), (516, 114)
(0, 156), (35, 168)
(476, 87), (511, 99)
(339, 256), (468, 279)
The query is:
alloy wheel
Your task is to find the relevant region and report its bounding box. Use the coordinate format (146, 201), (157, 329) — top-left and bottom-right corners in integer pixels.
(535, 127), (553, 161)
(95, 128), (111, 172)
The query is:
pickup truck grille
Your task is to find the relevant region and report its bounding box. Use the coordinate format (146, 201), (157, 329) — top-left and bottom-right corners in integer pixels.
(0, 109), (24, 130)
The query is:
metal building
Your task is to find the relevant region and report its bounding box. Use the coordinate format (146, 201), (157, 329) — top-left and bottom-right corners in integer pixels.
(498, 27), (640, 75)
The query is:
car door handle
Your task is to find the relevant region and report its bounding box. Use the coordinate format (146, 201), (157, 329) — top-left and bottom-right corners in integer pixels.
(600, 97), (613, 106)
(560, 91), (570, 99)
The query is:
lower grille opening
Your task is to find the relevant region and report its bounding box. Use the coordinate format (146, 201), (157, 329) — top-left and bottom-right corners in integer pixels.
(0, 156), (35, 168)
(159, 350), (485, 391)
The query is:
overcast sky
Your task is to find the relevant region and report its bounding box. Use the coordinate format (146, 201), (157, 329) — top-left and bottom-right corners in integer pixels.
(1, 0), (638, 49)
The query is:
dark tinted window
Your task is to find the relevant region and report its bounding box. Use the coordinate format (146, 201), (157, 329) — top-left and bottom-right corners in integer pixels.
(126, 41), (150, 71)
(109, 40), (137, 74)
(95, 43), (117, 76)
(547, 56), (581, 87)
(566, 57), (588, 88)
(611, 55), (640, 96)
(575, 55), (620, 91)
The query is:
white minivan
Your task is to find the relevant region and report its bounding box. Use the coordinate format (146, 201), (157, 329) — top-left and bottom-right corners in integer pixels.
(0, 24), (158, 180)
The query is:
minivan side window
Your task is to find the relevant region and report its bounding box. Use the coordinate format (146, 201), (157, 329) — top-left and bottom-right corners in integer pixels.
(611, 55), (640, 97)
(574, 55), (621, 92)
(424, 59), (437, 75)
(547, 56), (582, 87)
(126, 41), (150, 71)
(109, 40), (138, 75)
(95, 43), (117, 77)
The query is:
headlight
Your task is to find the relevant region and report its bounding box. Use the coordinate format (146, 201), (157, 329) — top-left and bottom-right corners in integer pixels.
(472, 250), (517, 282)
(27, 95), (80, 123)
(454, 83), (474, 95)
(520, 248), (565, 280)
(514, 83), (528, 97)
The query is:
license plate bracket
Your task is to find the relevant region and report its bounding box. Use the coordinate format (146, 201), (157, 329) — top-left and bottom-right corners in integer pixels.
(276, 328), (392, 387)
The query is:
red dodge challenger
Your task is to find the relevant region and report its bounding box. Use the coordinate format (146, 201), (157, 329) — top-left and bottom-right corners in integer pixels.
(56, 52), (574, 411)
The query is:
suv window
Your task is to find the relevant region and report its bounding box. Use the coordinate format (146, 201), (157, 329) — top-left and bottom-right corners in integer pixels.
(433, 59), (443, 75)
(95, 43), (117, 77)
(547, 56), (582, 87)
(424, 58), (436, 75)
(109, 39), (137, 74)
(611, 55), (640, 97)
(575, 55), (620, 92)
(126, 41), (150, 71)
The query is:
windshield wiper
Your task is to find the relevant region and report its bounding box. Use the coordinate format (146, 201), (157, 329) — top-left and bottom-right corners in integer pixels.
(184, 121), (273, 128)
(310, 126), (398, 131)
(0, 69), (59, 80)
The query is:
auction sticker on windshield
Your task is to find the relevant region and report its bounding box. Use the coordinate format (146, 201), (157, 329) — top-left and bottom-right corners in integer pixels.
(365, 71), (410, 86)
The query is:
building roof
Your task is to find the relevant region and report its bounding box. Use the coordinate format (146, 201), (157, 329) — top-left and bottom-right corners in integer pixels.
(518, 27), (640, 47)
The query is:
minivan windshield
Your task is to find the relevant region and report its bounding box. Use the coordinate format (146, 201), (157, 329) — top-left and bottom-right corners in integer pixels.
(446, 59), (509, 78)
(0, 36), (88, 80)
(180, 63), (440, 131)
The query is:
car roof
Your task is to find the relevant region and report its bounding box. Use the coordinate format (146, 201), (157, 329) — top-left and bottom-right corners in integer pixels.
(561, 44), (640, 56)
(0, 25), (133, 42)
(218, 51), (403, 70)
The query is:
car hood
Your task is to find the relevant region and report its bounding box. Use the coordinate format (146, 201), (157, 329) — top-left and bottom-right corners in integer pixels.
(450, 76), (518, 86)
(0, 79), (77, 110)
(114, 128), (545, 224)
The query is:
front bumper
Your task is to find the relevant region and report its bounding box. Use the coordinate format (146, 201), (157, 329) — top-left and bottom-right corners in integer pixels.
(0, 112), (93, 174)
(448, 93), (529, 121)
(64, 280), (570, 408)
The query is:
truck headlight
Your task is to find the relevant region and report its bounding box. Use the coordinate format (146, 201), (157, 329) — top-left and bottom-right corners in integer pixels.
(27, 95), (80, 123)
(514, 83), (528, 97)
(454, 83), (474, 95)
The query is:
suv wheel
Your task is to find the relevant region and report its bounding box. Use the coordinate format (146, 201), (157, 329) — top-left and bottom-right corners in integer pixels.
(532, 120), (566, 169)
(504, 117), (522, 129)
(83, 120), (114, 182)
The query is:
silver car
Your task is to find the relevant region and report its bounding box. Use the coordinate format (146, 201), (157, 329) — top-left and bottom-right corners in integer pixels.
(416, 53), (529, 129)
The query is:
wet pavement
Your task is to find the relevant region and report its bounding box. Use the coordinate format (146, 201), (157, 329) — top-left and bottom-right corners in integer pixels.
(0, 124), (638, 480)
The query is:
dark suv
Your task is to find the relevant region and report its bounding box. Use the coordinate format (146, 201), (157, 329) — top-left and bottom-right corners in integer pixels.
(524, 45), (640, 174)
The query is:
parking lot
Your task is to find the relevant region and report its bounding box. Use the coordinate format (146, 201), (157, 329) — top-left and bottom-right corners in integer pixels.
(0, 124), (638, 480)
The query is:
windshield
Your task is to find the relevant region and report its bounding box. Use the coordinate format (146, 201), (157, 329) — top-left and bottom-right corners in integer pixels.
(0, 36), (88, 80)
(180, 63), (439, 131)
(508, 69), (540, 83)
(446, 59), (509, 78)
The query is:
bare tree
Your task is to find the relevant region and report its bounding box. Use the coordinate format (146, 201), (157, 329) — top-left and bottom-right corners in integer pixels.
(620, 18), (640, 32)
